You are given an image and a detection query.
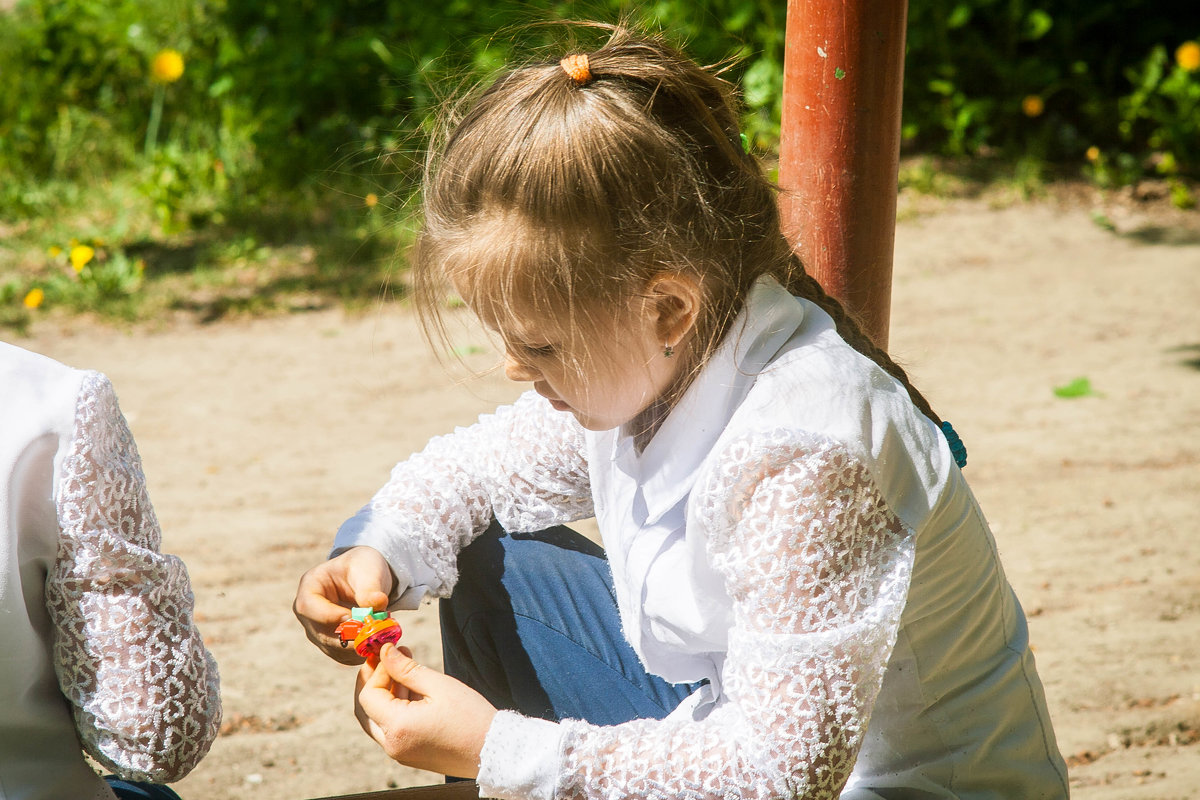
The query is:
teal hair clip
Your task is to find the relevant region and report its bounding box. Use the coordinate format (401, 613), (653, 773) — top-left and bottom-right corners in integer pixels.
(940, 421), (968, 468)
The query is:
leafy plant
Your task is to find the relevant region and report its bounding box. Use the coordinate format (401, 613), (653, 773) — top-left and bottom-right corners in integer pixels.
(903, 1), (1199, 177)
(36, 241), (144, 313)
(1118, 41), (1200, 195)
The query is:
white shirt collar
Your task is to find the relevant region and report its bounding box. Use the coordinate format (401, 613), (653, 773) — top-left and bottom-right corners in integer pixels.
(611, 275), (806, 524)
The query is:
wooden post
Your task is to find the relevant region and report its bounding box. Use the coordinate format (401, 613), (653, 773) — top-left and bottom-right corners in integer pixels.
(777, 0), (909, 349)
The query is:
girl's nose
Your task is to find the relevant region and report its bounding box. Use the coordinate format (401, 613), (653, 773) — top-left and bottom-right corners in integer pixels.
(504, 352), (539, 382)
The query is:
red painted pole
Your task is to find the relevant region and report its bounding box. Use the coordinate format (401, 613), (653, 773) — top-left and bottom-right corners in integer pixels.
(777, 0), (909, 349)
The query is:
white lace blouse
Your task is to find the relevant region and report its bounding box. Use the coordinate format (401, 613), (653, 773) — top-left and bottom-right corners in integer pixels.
(334, 279), (1068, 800)
(1, 344), (221, 800)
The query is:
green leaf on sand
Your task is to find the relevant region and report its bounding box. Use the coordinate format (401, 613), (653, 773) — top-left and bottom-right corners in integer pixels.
(1053, 377), (1100, 398)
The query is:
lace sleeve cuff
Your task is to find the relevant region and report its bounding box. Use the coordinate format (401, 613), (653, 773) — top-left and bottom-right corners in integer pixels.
(332, 509), (430, 609)
(49, 371), (220, 781)
(477, 711), (564, 800)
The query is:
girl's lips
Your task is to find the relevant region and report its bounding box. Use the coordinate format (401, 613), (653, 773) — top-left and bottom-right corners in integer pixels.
(535, 385), (570, 412)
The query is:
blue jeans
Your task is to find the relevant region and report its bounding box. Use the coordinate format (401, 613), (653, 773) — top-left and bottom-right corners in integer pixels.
(104, 777), (183, 800)
(440, 522), (701, 725)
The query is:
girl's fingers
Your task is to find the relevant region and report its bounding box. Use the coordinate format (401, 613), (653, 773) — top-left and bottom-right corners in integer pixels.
(357, 645), (428, 721)
(358, 672), (403, 723)
(294, 547), (402, 665)
(366, 716), (387, 747)
(345, 549), (394, 610)
(294, 566), (366, 663)
(354, 589), (391, 614)
(377, 644), (437, 695)
(365, 657), (395, 691)
(294, 569), (353, 624)
(356, 661), (400, 734)
(353, 645), (495, 776)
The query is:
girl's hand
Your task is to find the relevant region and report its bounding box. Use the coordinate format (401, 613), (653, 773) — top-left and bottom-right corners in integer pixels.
(293, 546), (395, 664)
(355, 644), (497, 778)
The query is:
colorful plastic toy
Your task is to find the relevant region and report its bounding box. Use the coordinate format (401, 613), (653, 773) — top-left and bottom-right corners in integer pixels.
(335, 607), (403, 659)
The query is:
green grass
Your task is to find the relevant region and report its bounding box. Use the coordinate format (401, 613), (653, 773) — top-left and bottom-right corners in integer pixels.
(0, 171), (411, 333)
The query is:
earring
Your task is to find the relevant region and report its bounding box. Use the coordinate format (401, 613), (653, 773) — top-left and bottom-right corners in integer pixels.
(663, 343), (674, 358)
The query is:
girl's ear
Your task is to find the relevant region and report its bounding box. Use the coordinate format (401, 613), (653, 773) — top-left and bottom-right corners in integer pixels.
(645, 273), (702, 348)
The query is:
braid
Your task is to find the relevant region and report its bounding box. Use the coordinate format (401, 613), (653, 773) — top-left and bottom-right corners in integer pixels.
(779, 254), (942, 426)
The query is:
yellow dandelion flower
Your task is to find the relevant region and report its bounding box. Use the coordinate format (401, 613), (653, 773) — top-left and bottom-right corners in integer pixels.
(1086, 146), (1101, 162)
(365, 193), (379, 208)
(70, 245), (95, 272)
(48, 245), (63, 258)
(1021, 95), (1045, 118)
(23, 288), (45, 309)
(1177, 41), (1200, 73)
(151, 49), (185, 83)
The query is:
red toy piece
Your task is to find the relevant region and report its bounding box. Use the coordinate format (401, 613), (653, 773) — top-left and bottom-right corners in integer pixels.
(335, 607), (403, 659)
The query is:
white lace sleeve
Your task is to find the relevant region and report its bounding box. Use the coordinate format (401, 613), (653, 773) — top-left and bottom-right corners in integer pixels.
(555, 432), (914, 800)
(333, 392), (593, 602)
(46, 372), (221, 783)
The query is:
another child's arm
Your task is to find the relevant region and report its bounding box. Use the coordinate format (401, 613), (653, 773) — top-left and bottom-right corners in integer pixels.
(477, 430), (915, 800)
(46, 372), (221, 783)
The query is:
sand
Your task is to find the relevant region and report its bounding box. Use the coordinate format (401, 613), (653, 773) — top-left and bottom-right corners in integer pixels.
(13, 189), (1200, 799)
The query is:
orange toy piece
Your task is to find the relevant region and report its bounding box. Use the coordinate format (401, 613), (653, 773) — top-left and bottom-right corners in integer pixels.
(335, 607), (403, 659)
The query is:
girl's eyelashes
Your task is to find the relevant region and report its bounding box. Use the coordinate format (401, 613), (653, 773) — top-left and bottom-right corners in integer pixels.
(503, 339), (557, 361)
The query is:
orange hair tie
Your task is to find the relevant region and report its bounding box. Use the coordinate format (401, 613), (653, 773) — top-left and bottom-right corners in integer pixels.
(560, 54), (592, 85)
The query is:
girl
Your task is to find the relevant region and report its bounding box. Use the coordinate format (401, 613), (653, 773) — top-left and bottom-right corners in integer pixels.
(294, 27), (1069, 800)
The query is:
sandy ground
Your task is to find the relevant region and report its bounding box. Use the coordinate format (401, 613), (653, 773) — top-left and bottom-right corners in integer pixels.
(9, 190), (1200, 799)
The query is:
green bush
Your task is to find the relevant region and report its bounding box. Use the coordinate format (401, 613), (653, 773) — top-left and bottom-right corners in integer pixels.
(0, 1), (786, 216)
(903, 0), (1199, 175)
(4, 0), (1198, 330)
(1119, 43), (1200, 180)
(0, 0), (229, 176)
(212, 0), (787, 189)
(0, 0), (1196, 234)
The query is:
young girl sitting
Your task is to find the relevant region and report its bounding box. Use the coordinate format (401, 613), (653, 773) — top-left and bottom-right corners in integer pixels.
(294, 27), (1069, 800)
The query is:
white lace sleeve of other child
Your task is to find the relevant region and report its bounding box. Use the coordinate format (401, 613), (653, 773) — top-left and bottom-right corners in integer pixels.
(46, 372), (222, 783)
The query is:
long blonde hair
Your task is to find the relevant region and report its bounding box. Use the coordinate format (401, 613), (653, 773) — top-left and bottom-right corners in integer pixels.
(412, 24), (941, 426)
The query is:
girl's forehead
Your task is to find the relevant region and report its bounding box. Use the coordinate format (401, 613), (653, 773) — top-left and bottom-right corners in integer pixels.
(485, 309), (558, 345)
(448, 267), (565, 343)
